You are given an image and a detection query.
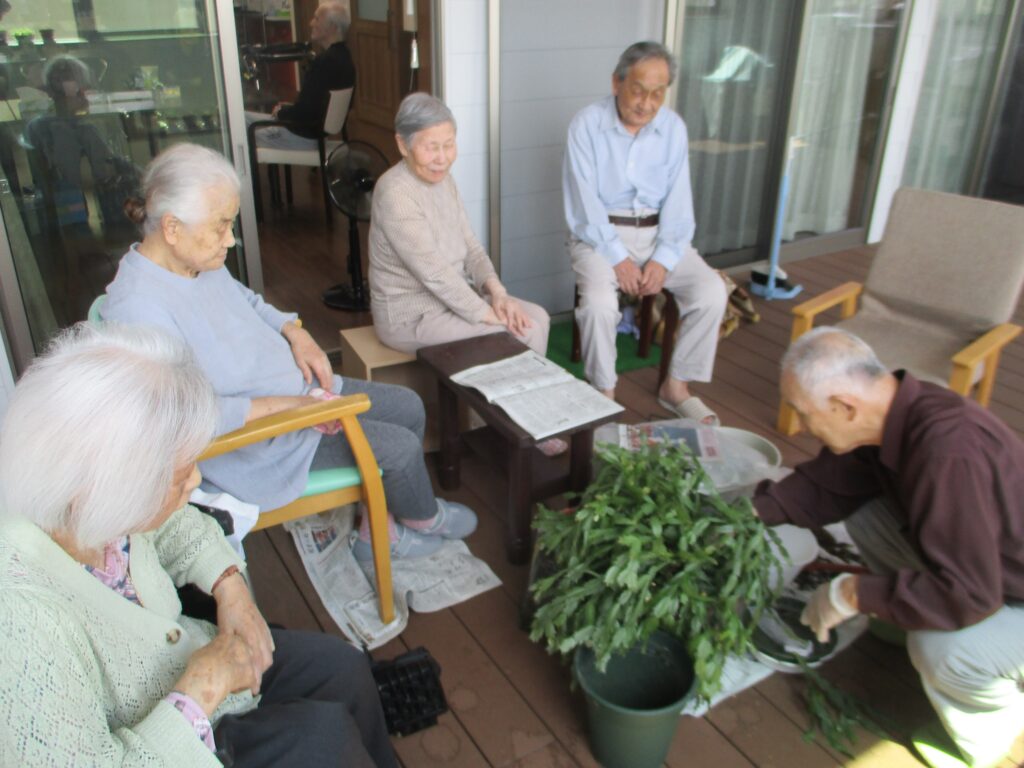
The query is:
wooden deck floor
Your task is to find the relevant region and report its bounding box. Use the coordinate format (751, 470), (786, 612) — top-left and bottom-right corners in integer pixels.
(254, 190), (1024, 768)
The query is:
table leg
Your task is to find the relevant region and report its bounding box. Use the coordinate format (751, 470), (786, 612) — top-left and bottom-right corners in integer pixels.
(569, 429), (595, 492)
(506, 445), (533, 564)
(437, 382), (461, 490)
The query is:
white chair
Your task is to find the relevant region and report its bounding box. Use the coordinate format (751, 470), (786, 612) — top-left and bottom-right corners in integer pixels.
(247, 86), (353, 228)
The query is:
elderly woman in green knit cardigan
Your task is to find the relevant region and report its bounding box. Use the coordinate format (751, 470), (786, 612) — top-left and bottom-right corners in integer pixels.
(0, 323), (396, 767)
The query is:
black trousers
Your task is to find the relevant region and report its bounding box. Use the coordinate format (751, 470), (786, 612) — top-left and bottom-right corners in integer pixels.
(213, 629), (397, 768)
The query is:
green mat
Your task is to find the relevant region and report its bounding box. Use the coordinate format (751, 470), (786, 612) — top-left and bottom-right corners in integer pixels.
(545, 319), (663, 380)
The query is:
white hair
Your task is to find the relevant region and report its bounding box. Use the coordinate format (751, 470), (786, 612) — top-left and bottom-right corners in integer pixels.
(137, 143), (239, 235)
(782, 327), (888, 407)
(395, 92), (456, 147)
(0, 323), (217, 551)
(319, 0), (350, 37)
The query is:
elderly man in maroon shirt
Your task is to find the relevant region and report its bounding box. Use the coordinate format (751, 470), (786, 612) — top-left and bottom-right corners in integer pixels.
(754, 327), (1023, 768)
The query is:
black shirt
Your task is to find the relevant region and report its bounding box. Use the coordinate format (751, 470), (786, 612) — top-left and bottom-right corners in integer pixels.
(277, 41), (355, 139)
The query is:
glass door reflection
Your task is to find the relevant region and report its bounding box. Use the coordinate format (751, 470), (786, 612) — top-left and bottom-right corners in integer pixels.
(0, 0), (241, 353)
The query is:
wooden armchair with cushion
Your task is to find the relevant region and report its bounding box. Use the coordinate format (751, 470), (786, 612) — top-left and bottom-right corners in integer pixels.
(777, 187), (1024, 435)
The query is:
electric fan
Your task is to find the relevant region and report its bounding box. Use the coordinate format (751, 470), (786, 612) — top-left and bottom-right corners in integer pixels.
(322, 140), (389, 311)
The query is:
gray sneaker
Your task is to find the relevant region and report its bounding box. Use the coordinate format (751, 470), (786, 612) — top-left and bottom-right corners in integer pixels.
(414, 498), (478, 539)
(351, 523), (444, 562)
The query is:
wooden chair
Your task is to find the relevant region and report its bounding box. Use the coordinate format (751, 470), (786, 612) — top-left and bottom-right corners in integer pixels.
(570, 287), (680, 385)
(777, 187), (1024, 435)
(247, 86), (353, 228)
(88, 296), (394, 623)
(198, 395), (394, 623)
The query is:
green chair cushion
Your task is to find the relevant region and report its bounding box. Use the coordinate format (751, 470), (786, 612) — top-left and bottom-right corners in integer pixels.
(301, 466), (381, 497)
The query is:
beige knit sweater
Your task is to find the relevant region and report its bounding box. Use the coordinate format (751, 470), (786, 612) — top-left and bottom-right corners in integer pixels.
(0, 507), (251, 767)
(369, 161), (498, 329)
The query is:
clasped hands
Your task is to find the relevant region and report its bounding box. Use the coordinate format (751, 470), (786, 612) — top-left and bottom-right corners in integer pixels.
(483, 285), (533, 338)
(614, 258), (667, 297)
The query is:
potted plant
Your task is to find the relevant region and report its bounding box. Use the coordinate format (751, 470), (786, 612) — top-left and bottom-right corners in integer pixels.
(529, 441), (785, 767)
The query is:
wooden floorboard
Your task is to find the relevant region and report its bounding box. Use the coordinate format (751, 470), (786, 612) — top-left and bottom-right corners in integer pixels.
(246, 195), (1024, 767)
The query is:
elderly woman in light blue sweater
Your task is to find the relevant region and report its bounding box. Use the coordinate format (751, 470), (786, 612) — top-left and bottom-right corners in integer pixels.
(0, 323), (396, 766)
(103, 143), (475, 561)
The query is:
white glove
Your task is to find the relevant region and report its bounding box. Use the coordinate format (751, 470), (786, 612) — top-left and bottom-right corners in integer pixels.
(800, 574), (858, 643)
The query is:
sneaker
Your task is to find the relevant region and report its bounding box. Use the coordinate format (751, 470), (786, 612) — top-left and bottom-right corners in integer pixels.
(410, 498), (478, 539)
(351, 523), (444, 563)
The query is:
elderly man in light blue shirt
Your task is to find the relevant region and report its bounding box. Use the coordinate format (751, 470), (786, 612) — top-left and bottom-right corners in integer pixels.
(563, 41), (727, 424)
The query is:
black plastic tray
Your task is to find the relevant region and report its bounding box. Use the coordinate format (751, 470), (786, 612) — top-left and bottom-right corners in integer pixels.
(371, 646), (449, 737)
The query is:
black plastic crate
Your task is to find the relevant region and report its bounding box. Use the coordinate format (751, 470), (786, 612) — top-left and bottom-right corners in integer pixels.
(371, 646), (448, 737)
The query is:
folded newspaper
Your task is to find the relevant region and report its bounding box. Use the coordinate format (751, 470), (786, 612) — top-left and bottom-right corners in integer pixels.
(449, 351), (624, 440)
(285, 506), (502, 648)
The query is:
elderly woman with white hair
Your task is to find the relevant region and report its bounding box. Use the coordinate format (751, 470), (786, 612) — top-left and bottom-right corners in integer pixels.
(369, 93), (561, 454)
(370, 92), (550, 355)
(0, 323), (397, 766)
(102, 142), (476, 562)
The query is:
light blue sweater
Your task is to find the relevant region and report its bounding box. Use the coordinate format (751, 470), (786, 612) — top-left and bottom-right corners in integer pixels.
(103, 247), (342, 511)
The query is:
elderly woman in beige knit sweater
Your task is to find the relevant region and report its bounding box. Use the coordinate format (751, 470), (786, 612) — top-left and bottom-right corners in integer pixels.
(369, 92), (550, 356)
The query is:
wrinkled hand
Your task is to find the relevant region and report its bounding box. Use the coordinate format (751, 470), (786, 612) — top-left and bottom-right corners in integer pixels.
(175, 633), (259, 717)
(639, 261), (667, 296)
(215, 572), (274, 688)
(308, 387), (344, 435)
(271, 102), (289, 118)
(800, 577), (858, 643)
(283, 322), (332, 389)
(613, 258), (643, 296)
(492, 294), (533, 337)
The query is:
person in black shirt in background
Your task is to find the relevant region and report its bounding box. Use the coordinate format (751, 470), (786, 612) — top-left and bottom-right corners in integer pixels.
(245, 0), (355, 151)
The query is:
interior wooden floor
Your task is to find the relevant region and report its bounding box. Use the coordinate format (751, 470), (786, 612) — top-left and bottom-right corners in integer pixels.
(252, 178), (1024, 768)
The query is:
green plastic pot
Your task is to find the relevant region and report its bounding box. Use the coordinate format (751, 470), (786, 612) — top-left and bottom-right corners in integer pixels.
(574, 632), (696, 768)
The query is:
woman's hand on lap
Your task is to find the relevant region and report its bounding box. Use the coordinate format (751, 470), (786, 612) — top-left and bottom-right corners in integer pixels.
(282, 322), (333, 389)
(175, 633), (260, 716)
(214, 572), (275, 683)
(492, 294), (532, 337)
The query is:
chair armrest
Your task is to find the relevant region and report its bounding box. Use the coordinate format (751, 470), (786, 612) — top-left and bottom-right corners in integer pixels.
(790, 281), (863, 340)
(951, 323), (1022, 370)
(199, 394), (372, 461)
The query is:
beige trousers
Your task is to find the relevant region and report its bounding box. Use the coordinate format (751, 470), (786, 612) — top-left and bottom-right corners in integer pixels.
(375, 298), (550, 356)
(570, 225), (727, 391)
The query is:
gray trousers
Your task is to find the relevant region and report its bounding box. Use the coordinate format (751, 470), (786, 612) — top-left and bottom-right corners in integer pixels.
(214, 629), (397, 767)
(845, 499), (1024, 767)
(312, 378), (436, 522)
(569, 225), (727, 391)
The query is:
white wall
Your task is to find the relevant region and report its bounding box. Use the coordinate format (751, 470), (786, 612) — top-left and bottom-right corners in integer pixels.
(442, 0), (490, 246)
(497, 2), (663, 313)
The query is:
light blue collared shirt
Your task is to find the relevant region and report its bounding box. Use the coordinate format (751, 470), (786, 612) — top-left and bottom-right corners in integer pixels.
(562, 95), (695, 271)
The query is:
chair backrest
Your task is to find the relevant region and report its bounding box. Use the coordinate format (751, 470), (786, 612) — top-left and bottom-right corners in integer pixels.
(323, 87), (353, 136)
(865, 187), (1024, 334)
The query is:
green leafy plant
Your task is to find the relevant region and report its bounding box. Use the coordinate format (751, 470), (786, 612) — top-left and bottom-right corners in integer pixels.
(529, 441), (784, 702)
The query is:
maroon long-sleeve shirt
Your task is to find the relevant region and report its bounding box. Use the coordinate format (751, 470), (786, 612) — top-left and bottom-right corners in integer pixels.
(754, 372), (1024, 631)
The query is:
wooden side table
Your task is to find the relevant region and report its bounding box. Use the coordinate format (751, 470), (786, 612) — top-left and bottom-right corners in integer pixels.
(417, 333), (618, 564)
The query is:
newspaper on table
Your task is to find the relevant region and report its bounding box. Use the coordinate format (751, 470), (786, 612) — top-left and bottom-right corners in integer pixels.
(285, 506), (502, 648)
(449, 350), (624, 440)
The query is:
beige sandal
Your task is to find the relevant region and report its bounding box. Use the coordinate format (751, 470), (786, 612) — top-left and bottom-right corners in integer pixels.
(657, 395), (720, 426)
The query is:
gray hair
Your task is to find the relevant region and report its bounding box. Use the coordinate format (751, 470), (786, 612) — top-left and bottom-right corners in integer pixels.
(614, 41), (677, 85)
(43, 54), (92, 96)
(319, 0), (351, 38)
(782, 327), (888, 407)
(395, 92), (456, 147)
(0, 323), (217, 551)
(137, 143), (240, 235)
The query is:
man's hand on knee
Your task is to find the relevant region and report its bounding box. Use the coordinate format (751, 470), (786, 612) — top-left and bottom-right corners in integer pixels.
(614, 258), (643, 296)
(640, 261), (667, 296)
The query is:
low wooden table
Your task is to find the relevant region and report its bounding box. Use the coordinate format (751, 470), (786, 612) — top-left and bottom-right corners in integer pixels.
(417, 333), (618, 564)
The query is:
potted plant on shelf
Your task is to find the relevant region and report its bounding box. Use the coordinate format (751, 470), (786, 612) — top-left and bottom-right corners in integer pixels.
(529, 441), (785, 768)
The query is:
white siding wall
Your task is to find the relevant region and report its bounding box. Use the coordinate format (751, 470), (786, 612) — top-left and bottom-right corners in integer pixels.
(498, 2), (663, 313)
(442, 0), (490, 246)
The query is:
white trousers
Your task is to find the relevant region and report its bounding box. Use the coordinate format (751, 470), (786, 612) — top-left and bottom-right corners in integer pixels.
(845, 499), (1024, 767)
(569, 225), (727, 391)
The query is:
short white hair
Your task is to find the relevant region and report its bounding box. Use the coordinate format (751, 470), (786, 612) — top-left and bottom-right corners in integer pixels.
(138, 143), (239, 235)
(782, 327), (888, 407)
(395, 92), (456, 147)
(0, 323), (217, 550)
(319, 0), (350, 37)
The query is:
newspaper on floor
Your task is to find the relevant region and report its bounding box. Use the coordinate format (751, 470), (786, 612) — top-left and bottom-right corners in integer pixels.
(450, 350), (624, 439)
(285, 506), (502, 648)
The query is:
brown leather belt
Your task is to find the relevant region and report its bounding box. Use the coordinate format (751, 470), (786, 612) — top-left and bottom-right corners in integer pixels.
(608, 213), (660, 228)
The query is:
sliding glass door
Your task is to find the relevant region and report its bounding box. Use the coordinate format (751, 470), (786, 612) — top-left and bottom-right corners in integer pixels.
(0, 0), (254, 370)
